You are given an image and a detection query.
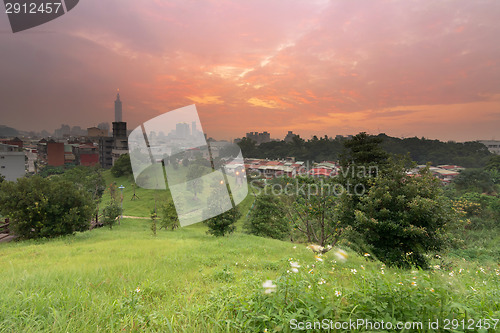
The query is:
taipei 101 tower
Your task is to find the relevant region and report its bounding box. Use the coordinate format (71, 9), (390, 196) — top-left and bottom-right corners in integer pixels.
(114, 90), (122, 122)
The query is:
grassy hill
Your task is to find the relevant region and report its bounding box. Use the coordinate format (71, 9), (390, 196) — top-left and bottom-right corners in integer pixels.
(0, 172), (499, 332)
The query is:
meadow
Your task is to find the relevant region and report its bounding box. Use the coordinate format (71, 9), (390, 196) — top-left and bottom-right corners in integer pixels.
(0, 171), (499, 332)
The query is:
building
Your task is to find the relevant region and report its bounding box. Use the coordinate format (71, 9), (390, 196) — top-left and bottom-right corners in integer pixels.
(74, 144), (99, 166)
(99, 137), (114, 169)
(111, 121), (128, 164)
(246, 131), (271, 145)
(0, 137), (23, 149)
(47, 141), (65, 166)
(284, 131), (297, 143)
(479, 140), (500, 155)
(0, 143), (25, 181)
(115, 91), (122, 122)
(87, 127), (108, 139)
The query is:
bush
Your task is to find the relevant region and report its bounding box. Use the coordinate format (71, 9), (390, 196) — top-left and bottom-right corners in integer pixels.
(204, 207), (240, 237)
(159, 201), (179, 231)
(102, 201), (122, 229)
(353, 159), (456, 268)
(245, 194), (289, 240)
(0, 176), (94, 239)
(111, 154), (132, 178)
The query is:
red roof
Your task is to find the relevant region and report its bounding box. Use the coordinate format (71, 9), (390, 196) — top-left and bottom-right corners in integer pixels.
(309, 168), (333, 176)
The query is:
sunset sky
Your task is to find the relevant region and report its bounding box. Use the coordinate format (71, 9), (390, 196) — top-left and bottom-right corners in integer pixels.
(1, 0), (499, 141)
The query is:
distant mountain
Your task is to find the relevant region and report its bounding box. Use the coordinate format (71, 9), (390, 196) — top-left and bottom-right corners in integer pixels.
(0, 125), (20, 138)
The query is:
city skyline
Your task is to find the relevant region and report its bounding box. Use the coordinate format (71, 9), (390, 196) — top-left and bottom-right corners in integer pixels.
(1, 1), (500, 142)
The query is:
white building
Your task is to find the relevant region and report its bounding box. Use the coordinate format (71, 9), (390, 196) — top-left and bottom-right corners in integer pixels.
(0, 143), (25, 181)
(479, 140), (500, 155)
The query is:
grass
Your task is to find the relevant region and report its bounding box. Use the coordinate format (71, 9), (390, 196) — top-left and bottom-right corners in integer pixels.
(1, 171), (499, 332)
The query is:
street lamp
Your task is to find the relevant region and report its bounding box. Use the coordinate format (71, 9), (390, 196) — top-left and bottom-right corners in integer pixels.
(118, 185), (125, 220)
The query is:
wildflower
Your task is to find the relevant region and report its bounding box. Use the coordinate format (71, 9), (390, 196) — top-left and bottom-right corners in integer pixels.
(263, 280), (276, 294)
(308, 244), (324, 253)
(495, 269), (499, 276)
(292, 246), (297, 249)
(351, 269), (357, 274)
(318, 278), (326, 285)
(380, 270), (385, 275)
(459, 268), (464, 273)
(398, 282), (403, 285)
(308, 285), (311, 289)
(315, 255), (324, 262)
(406, 252), (413, 256)
(430, 288), (435, 292)
(364, 253), (371, 257)
(479, 267), (486, 274)
(135, 287), (141, 293)
(309, 269), (314, 274)
(449, 272), (454, 277)
(290, 261), (300, 273)
(360, 265), (365, 270)
(334, 249), (348, 262)
(335, 290), (342, 297)
(470, 286), (477, 292)
(411, 281), (417, 286)
(433, 265), (441, 270)
(412, 276), (417, 280)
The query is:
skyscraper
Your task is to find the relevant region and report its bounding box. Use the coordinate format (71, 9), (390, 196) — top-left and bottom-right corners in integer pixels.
(115, 90), (122, 122)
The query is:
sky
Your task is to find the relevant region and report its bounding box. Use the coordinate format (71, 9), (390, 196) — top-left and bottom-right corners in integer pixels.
(1, 0), (499, 142)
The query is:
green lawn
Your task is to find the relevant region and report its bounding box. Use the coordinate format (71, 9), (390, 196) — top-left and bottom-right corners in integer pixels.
(0, 171), (499, 332)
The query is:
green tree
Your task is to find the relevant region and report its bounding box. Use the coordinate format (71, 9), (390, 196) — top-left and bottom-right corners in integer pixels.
(245, 194), (289, 240)
(186, 164), (206, 199)
(353, 157), (455, 268)
(159, 201), (179, 230)
(453, 169), (495, 194)
(101, 201), (122, 229)
(0, 174), (4, 184)
(111, 154), (132, 177)
(203, 183), (240, 236)
(0, 176), (94, 239)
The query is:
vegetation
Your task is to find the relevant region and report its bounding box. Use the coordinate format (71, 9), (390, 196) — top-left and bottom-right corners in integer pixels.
(101, 201), (122, 229)
(159, 201), (179, 231)
(244, 194), (289, 240)
(111, 153), (133, 178)
(238, 133), (492, 167)
(0, 176), (94, 239)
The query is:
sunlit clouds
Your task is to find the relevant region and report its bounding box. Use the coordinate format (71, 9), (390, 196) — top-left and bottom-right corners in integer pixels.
(0, 0), (499, 141)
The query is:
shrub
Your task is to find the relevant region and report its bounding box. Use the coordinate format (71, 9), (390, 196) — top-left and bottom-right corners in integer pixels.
(0, 176), (94, 239)
(353, 159), (456, 268)
(159, 201), (179, 231)
(111, 154), (132, 178)
(244, 194), (289, 240)
(101, 201), (122, 229)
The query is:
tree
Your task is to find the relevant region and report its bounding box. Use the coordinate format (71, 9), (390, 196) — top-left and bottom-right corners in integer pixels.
(203, 182), (240, 236)
(245, 194), (289, 240)
(0, 176), (94, 239)
(279, 176), (345, 249)
(59, 166), (106, 224)
(159, 201), (179, 230)
(353, 157), (455, 268)
(186, 164), (206, 199)
(101, 201), (122, 229)
(0, 174), (4, 184)
(111, 154), (132, 177)
(453, 169), (495, 194)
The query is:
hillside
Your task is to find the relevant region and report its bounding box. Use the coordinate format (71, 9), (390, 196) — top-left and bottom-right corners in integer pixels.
(0, 172), (499, 332)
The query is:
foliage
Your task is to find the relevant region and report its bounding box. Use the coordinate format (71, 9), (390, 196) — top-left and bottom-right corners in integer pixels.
(185, 164), (205, 199)
(204, 207), (240, 237)
(0, 173), (4, 183)
(0, 176), (93, 239)
(203, 182), (240, 236)
(159, 201), (179, 231)
(276, 177), (344, 248)
(453, 168), (496, 194)
(244, 194), (289, 240)
(38, 165), (65, 178)
(111, 154), (132, 178)
(150, 210), (157, 236)
(353, 158), (456, 268)
(101, 201), (122, 229)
